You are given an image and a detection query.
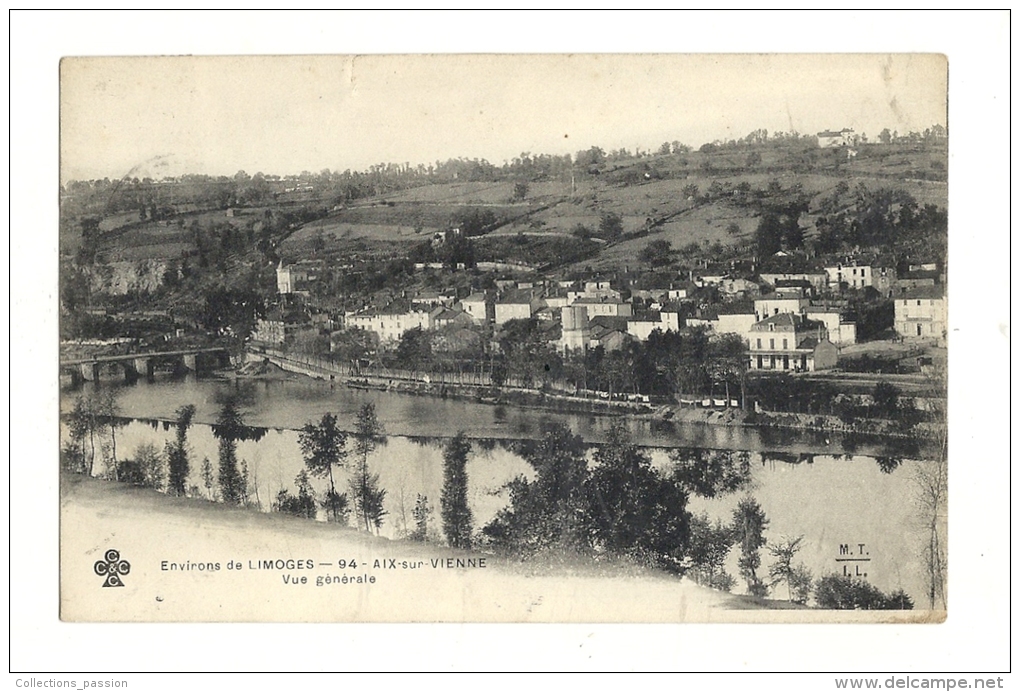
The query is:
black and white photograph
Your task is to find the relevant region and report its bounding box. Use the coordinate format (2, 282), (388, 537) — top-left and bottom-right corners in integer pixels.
(10, 9), (1011, 677)
(57, 52), (950, 623)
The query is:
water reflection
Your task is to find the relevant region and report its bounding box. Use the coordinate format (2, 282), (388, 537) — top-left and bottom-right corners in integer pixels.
(875, 456), (903, 474)
(61, 376), (937, 459)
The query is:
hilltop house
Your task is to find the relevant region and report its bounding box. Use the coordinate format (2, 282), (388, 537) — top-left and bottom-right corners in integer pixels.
(817, 128), (856, 148)
(276, 260), (324, 295)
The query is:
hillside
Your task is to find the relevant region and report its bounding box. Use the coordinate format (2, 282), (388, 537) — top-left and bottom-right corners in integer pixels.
(63, 139), (947, 273)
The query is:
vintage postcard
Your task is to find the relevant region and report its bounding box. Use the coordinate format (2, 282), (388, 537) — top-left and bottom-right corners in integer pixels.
(58, 53), (949, 623)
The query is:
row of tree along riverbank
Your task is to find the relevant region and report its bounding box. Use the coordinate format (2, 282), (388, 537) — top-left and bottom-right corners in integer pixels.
(238, 354), (945, 455)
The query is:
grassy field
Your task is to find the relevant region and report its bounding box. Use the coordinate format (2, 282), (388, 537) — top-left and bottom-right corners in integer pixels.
(381, 179), (582, 204)
(73, 141), (947, 269)
(285, 221), (427, 245)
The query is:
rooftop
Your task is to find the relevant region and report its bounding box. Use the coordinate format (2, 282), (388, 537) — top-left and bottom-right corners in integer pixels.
(895, 286), (945, 301)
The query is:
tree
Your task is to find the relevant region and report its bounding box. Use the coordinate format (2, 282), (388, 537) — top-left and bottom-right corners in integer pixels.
(134, 442), (165, 491)
(275, 470), (318, 520)
(482, 423), (589, 558)
(498, 318), (560, 389)
(664, 328), (711, 400)
(350, 403), (386, 532)
(754, 212), (786, 257)
(638, 239), (674, 268)
(814, 574), (914, 610)
(915, 447), (948, 610)
(598, 212), (624, 240)
(732, 496), (769, 597)
(707, 333), (748, 409)
(213, 398), (245, 504)
(68, 394), (100, 475)
(905, 367), (948, 610)
(671, 449), (752, 499)
(685, 511), (737, 591)
(575, 146), (606, 168)
(878, 128), (892, 144)
(586, 424), (691, 572)
(410, 494), (431, 542)
(766, 535), (813, 603)
(395, 327), (433, 376)
(440, 433), (473, 549)
(299, 413), (349, 522)
(166, 404), (196, 496)
(512, 181), (529, 202)
(95, 389), (124, 477)
(200, 456), (216, 500)
(871, 381), (900, 419)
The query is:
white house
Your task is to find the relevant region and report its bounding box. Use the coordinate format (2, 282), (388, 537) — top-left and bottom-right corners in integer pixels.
(572, 297), (633, 319)
(494, 298), (535, 325)
(825, 264), (874, 290)
(459, 293), (494, 324)
(558, 305), (591, 353)
(754, 288), (810, 322)
(626, 310), (680, 341)
(894, 287), (947, 342)
(804, 306), (857, 346)
(817, 128), (856, 148)
(714, 313), (758, 342)
(345, 310), (432, 344)
(748, 313), (838, 372)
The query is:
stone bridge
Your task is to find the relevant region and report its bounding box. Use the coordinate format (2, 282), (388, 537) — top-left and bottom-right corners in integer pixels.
(60, 347), (231, 385)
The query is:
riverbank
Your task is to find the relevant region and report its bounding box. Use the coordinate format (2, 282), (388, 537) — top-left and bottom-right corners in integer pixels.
(60, 473), (927, 623)
(231, 356), (939, 450)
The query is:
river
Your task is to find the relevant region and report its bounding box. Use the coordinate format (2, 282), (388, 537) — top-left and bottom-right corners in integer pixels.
(60, 373), (935, 606)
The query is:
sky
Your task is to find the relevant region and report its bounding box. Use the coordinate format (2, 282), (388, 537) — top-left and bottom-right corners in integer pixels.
(60, 53), (947, 184)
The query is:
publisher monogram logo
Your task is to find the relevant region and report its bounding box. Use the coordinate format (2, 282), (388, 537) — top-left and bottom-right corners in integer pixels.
(94, 549), (131, 588)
